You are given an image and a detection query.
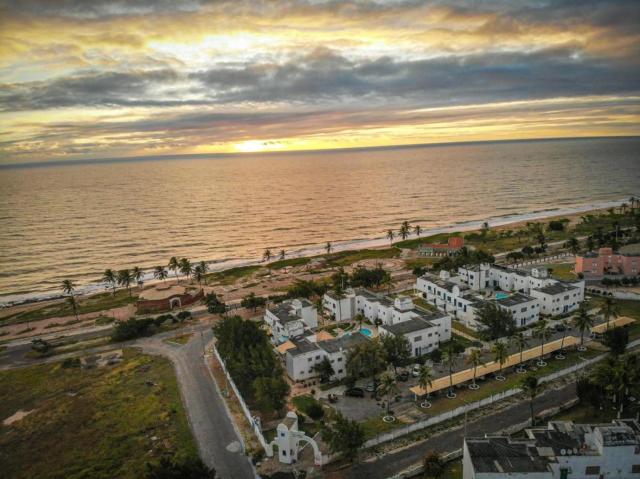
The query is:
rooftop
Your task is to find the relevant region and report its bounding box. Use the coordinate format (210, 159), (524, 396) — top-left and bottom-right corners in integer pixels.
(497, 292), (536, 307)
(381, 316), (434, 335)
(466, 437), (550, 473)
(317, 332), (369, 354)
(268, 301), (304, 324)
(533, 282), (578, 296)
(286, 337), (321, 357)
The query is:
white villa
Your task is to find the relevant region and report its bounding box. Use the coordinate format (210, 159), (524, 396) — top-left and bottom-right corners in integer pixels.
(281, 332), (369, 382)
(415, 263), (585, 331)
(264, 298), (318, 344)
(323, 288), (451, 356)
(463, 419), (640, 479)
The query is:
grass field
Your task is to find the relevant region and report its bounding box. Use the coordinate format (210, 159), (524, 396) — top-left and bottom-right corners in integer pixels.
(361, 414), (405, 439)
(206, 265), (261, 285)
(586, 297), (640, 339)
(0, 350), (197, 479)
(164, 333), (193, 345)
(325, 248), (401, 267)
(1, 290), (137, 326)
(266, 257), (311, 270)
(548, 262), (577, 280)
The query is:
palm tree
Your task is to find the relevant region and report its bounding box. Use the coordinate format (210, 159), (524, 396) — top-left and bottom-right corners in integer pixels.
(168, 256), (180, 283)
(279, 249), (286, 261)
(443, 346), (457, 398)
(263, 248), (272, 262)
(377, 372), (399, 417)
(466, 348), (484, 390)
(534, 320), (551, 366)
(193, 264), (204, 286)
(573, 304), (594, 351)
(326, 242), (332, 254)
(492, 340), (509, 381)
(414, 224), (422, 238)
(386, 229), (394, 245)
(179, 258), (192, 282)
(198, 261), (209, 285)
(102, 269), (117, 294)
(520, 373), (540, 426)
(117, 269), (133, 297)
(555, 319), (569, 359)
(629, 195), (637, 210)
(66, 295), (79, 321)
(512, 332), (528, 373)
(153, 265), (168, 283)
(132, 266), (144, 288)
(354, 313), (365, 331)
(399, 221), (411, 240)
(600, 297), (619, 331)
(61, 279), (76, 296)
(417, 364), (434, 408)
(564, 237), (580, 255)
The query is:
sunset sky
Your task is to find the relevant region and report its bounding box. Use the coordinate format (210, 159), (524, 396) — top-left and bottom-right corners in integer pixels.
(1, 0), (639, 163)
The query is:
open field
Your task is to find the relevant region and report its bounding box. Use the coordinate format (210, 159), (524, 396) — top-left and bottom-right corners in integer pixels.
(0, 349), (197, 479)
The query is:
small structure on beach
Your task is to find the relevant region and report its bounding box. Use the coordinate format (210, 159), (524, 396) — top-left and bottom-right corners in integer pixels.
(136, 284), (203, 314)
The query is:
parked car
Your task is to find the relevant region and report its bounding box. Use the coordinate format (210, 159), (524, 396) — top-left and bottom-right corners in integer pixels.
(396, 371), (409, 381)
(345, 387), (365, 397)
(365, 384), (375, 392)
(554, 323), (566, 332)
(328, 393), (338, 403)
(412, 365), (421, 377)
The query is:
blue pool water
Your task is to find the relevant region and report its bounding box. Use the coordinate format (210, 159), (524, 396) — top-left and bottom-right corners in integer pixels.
(361, 328), (373, 337)
(495, 292), (509, 300)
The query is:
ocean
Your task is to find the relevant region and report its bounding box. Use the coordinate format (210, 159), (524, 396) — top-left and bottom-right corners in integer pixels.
(1, 137), (639, 305)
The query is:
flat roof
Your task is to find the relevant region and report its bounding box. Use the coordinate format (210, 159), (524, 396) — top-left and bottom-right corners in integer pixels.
(286, 338), (321, 357)
(382, 317), (434, 335)
(268, 301), (303, 324)
(318, 332), (369, 354)
(497, 292), (536, 307)
(533, 282), (578, 295)
(466, 437), (550, 473)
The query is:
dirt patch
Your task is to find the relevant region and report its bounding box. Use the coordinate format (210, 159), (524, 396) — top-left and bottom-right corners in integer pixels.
(3, 409), (36, 426)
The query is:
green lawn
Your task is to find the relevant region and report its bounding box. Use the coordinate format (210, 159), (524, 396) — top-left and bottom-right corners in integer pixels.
(325, 248), (401, 267)
(206, 265), (261, 285)
(442, 460), (463, 479)
(266, 257), (311, 270)
(586, 297), (640, 339)
(164, 333), (193, 345)
(1, 290), (138, 326)
(548, 262), (577, 281)
(413, 297), (438, 312)
(360, 415), (405, 439)
(0, 350), (197, 479)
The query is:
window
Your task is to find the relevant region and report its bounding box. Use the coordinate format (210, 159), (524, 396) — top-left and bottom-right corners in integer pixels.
(585, 466), (600, 475)
(632, 465), (640, 473)
(414, 335), (422, 342)
(338, 357), (342, 362)
(308, 358), (312, 362)
(315, 355), (320, 360)
(338, 369), (343, 374)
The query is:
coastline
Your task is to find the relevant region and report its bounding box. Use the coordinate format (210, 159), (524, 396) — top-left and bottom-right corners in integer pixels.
(0, 196), (627, 308)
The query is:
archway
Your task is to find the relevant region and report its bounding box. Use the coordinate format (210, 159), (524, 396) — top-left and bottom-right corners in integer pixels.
(169, 297), (181, 309)
(295, 435), (323, 466)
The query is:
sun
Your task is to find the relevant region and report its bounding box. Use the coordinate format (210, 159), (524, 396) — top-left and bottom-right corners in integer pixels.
(235, 140), (266, 152)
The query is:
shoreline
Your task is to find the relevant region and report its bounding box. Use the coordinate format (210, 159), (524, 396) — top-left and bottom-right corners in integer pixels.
(0, 196), (628, 308)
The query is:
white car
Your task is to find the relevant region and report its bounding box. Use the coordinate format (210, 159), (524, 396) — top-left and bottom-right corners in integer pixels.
(412, 365), (421, 377)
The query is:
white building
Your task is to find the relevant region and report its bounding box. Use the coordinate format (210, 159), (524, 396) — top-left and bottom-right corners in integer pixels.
(323, 290), (356, 322)
(283, 332), (369, 382)
(463, 419), (640, 479)
(378, 312), (447, 357)
(495, 292), (540, 328)
(530, 283), (584, 316)
(264, 298), (318, 344)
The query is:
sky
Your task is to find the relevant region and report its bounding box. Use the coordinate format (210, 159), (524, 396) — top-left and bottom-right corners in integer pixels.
(0, 0), (639, 164)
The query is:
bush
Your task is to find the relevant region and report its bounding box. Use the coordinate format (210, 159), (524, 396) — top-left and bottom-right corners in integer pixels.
(61, 357), (81, 368)
(176, 311), (192, 321)
(111, 317), (156, 342)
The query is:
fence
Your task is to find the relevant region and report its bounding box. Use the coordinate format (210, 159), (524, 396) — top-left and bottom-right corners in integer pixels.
(211, 344), (270, 452)
(510, 252), (572, 268)
(364, 349), (607, 449)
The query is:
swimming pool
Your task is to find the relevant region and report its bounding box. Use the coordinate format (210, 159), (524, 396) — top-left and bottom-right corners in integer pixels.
(495, 292), (509, 300)
(360, 328), (373, 337)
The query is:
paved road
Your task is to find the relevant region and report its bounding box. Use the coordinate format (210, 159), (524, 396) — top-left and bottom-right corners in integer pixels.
(326, 381), (577, 479)
(138, 329), (256, 479)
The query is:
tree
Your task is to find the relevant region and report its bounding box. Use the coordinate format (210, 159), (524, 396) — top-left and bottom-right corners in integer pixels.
(263, 248), (272, 262)
(117, 269), (134, 296)
(423, 452), (445, 479)
(240, 292), (266, 312)
(573, 305), (594, 351)
(386, 229), (395, 245)
(193, 264), (204, 286)
(414, 224), (422, 237)
(443, 346), (457, 398)
(417, 364), (434, 407)
(346, 339), (387, 390)
(31, 339), (52, 354)
(102, 269), (117, 294)
(253, 376), (290, 414)
(168, 256), (180, 283)
(205, 292), (226, 315)
(313, 357), (335, 383)
(326, 241), (332, 254)
(66, 295), (79, 321)
(492, 340), (509, 380)
(381, 334), (411, 374)
(511, 332), (528, 373)
(61, 279), (76, 296)
(198, 261), (208, 285)
(534, 320), (551, 366)
(153, 266), (168, 283)
(603, 328), (629, 356)
(474, 302), (515, 340)
(600, 297), (619, 331)
(556, 319), (569, 358)
(399, 220), (411, 240)
(564, 237), (580, 254)
(133, 266), (144, 287)
(179, 258), (192, 282)
(520, 373), (540, 426)
(377, 372), (399, 417)
(145, 456), (216, 479)
(466, 348), (484, 389)
(325, 412), (365, 462)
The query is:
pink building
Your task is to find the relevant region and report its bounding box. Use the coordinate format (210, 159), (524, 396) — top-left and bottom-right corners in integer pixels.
(575, 247), (640, 277)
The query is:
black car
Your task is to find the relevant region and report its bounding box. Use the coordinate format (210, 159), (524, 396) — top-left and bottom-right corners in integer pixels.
(345, 387), (365, 397)
(396, 371), (409, 382)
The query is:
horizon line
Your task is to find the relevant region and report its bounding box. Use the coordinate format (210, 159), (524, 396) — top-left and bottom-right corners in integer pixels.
(2, 134), (639, 170)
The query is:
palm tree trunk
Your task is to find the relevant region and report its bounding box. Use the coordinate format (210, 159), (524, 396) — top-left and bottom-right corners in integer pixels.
(530, 398), (534, 425)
